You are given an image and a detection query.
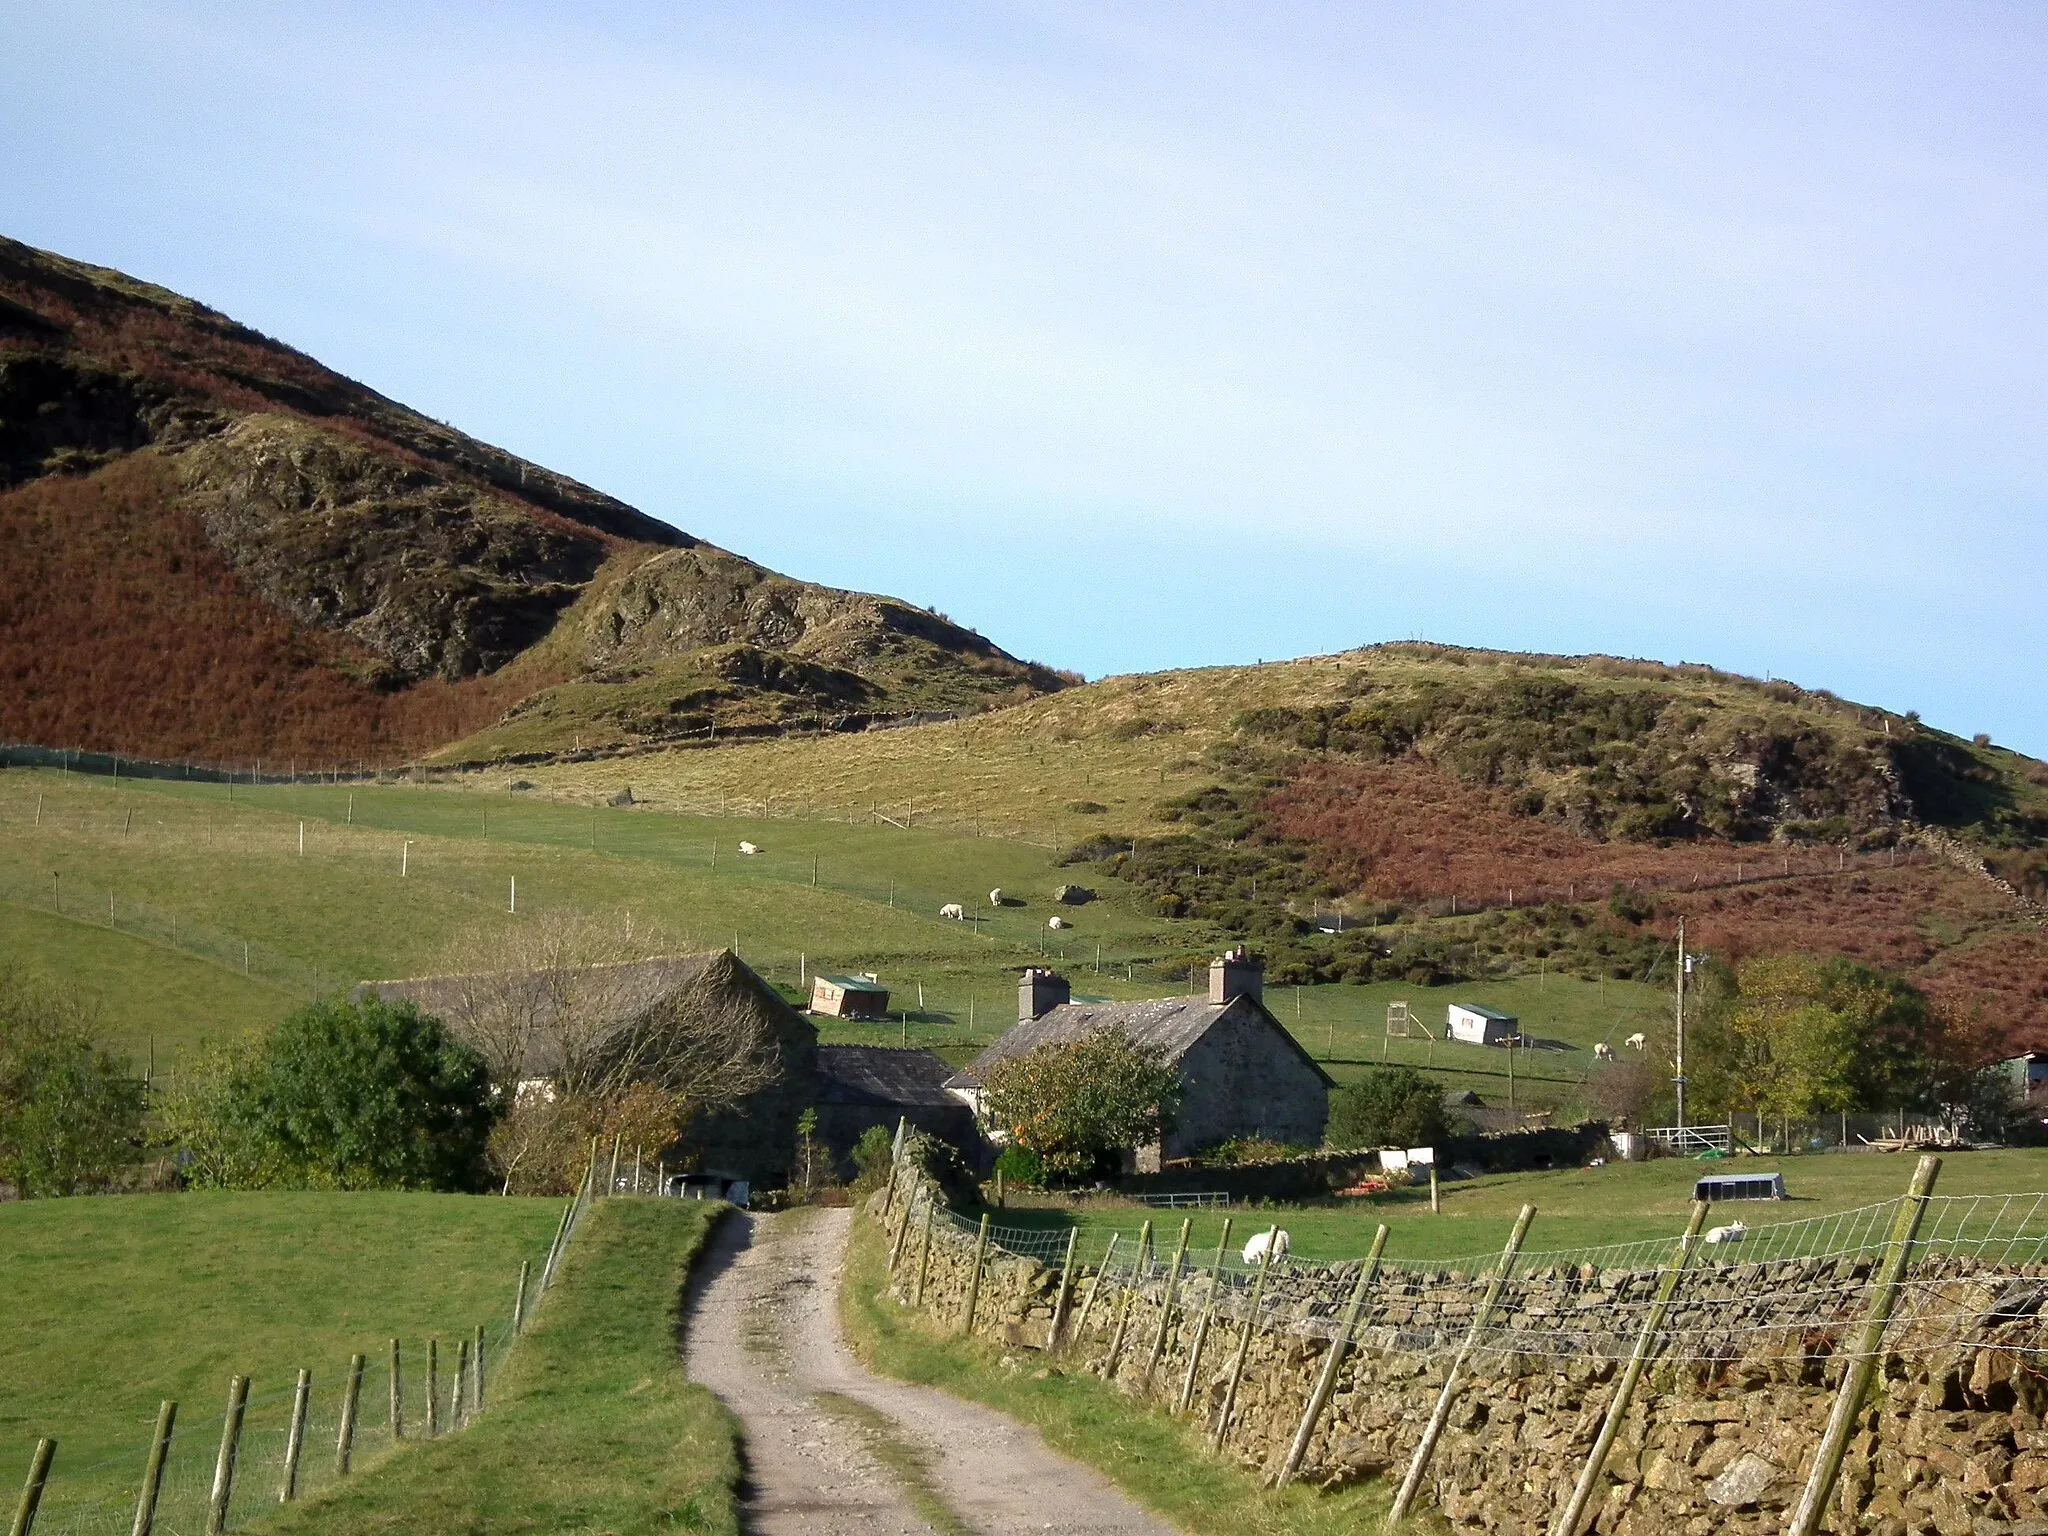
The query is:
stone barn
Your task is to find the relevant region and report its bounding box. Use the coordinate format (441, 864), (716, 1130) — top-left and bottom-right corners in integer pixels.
(812, 1045), (984, 1176)
(361, 949), (816, 1190)
(946, 950), (1330, 1171)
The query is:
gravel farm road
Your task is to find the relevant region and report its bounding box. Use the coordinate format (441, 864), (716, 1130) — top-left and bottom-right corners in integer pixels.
(683, 1205), (1184, 1536)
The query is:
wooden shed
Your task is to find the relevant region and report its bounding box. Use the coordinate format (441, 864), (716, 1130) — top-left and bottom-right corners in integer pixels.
(810, 972), (891, 1020)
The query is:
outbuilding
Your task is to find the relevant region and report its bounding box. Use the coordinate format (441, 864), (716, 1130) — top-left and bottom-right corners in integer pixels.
(1447, 1002), (1518, 1045)
(1692, 1170), (1787, 1202)
(810, 972), (891, 1020)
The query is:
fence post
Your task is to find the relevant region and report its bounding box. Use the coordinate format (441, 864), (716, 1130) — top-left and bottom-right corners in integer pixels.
(1142, 1218), (1194, 1390)
(513, 1260), (530, 1335)
(607, 1136), (622, 1195)
(1389, 1204), (1537, 1526)
(542, 1200), (574, 1289)
(888, 1179), (917, 1273)
(1070, 1235), (1122, 1348)
(1277, 1223), (1389, 1487)
(453, 1338), (470, 1429)
(426, 1340), (439, 1438)
(130, 1401), (176, 1536)
(1176, 1218), (1235, 1416)
(1048, 1227), (1081, 1348)
(1103, 1219), (1153, 1380)
(388, 1339), (403, 1442)
(880, 1134), (905, 1233)
(336, 1354), (364, 1476)
(913, 1200), (938, 1307)
(205, 1374), (249, 1536)
(961, 1214), (993, 1336)
(474, 1325), (487, 1412)
(583, 1136), (600, 1197)
(1787, 1154), (1942, 1536)
(278, 1369), (311, 1503)
(1212, 1230), (1277, 1451)
(10, 1438), (54, 1536)
(1549, 1201), (1708, 1536)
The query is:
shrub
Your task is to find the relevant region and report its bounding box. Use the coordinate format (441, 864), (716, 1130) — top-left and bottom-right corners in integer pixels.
(992, 1143), (1045, 1188)
(851, 1124), (895, 1195)
(0, 972), (144, 1196)
(981, 1029), (1181, 1181)
(1326, 1066), (1450, 1150)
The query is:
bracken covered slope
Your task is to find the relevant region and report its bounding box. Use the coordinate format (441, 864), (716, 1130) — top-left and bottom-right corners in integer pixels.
(0, 235), (1065, 762)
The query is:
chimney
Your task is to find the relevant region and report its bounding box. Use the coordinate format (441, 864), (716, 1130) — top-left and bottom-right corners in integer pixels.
(1209, 946), (1263, 1005)
(1019, 967), (1070, 1022)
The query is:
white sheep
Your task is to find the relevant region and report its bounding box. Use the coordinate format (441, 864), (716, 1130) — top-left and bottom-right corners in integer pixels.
(1593, 1042), (1615, 1062)
(737, 840), (760, 856)
(1243, 1228), (1290, 1266)
(1704, 1221), (1748, 1245)
(989, 888), (1005, 907)
(939, 903), (966, 920)
(1047, 916), (1068, 930)
(1625, 1032), (1647, 1051)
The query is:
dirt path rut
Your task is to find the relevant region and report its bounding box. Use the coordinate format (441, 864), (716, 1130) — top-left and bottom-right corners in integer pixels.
(683, 1205), (1183, 1536)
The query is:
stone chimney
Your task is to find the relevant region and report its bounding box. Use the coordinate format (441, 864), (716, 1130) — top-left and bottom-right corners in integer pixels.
(1019, 967), (1071, 1022)
(1209, 946), (1263, 1005)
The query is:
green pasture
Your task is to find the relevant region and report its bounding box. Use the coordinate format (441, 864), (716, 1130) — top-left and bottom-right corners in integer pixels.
(989, 1146), (2048, 1266)
(0, 1192), (563, 1512)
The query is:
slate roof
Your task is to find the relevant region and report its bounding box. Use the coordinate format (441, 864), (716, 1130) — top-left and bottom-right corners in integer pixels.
(815, 1046), (963, 1108)
(944, 995), (1331, 1091)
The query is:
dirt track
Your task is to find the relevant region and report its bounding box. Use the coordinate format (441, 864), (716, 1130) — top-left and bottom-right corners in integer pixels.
(683, 1205), (1182, 1536)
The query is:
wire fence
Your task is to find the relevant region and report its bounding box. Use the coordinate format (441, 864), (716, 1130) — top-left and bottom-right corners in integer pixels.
(13, 1181), (593, 1536)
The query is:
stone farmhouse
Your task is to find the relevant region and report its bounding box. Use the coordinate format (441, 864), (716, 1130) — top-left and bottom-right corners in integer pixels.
(946, 949), (1331, 1170)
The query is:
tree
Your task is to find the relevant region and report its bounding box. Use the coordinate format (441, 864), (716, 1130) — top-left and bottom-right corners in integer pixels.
(1326, 1066), (1450, 1150)
(980, 1029), (1181, 1180)
(0, 971), (144, 1196)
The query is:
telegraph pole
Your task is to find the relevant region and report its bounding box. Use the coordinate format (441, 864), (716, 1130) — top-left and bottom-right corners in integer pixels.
(1674, 917), (1687, 1131)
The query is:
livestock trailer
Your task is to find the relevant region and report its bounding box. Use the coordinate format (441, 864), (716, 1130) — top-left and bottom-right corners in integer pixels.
(1692, 1170), (1787, 1202)
(1447, 1002), (1518, 1045)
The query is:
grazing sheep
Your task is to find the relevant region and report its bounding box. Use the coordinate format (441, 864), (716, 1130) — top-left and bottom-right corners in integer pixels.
(1243, 1228), (1290, 1265)
(1047, 916), (1068, 930)
(1704, 1221), (1749, 1245)
(989, 888), (1005, 907)
(1625, 1032), (1647, 1050)
(737, 841), (760, 855)
(1593, 1042), (1615, 1062)
(939, 903), (966, 920)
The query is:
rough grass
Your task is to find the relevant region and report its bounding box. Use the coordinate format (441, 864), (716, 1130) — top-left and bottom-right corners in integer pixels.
(990, 1146), (2048, 1264)
(256, 1198), (739, 1536)
(0, 1191), (562, 1507)
(837, 1208), (1411, 1536)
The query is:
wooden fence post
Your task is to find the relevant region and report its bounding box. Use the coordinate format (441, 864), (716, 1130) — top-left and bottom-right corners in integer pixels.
(278, 1369), (311, 1503)
(453, 1339), (470, 1429)
(513, 1260), (530, 1335)
(1549, 1201), (1708, 1536)
(1276, 1223), (1389, 1487)
(130, 1402), (176, 1536)
(1070, 1235), (1122, 1349)
(1389, 1204), (1537, 1526)
(542, 1200), (574, 1289)
(1103, 1220), (1153, 1380)
(1176, 1218), (1235, 1416)
(888, 1179), (917, 1272)
(205, 1374), (249, 1536)
(336, 1354), (364, 1476)
(1212, 1230), (1277, 1450)
(1048, 1228), (1081, 1348)
(388, 1339), (403, 1442)
(10, 1438), (54, 1536)
(1786, 1155), (1942, 1536)
(474, 1325), (487, 1412)
(426, 1341), (439, 1439)
(583, 1136), (600, 1197)
(962, 1214), (993, 1336)
(1142, 1218), (1194, 1390)
(607, 1136), (622, 1195)
(913, 1200), (938, 1307)
(880, 1137), (904, 1232)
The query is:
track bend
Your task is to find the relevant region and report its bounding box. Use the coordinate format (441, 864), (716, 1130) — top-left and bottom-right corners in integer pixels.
(683, 1205), (1183, 1536)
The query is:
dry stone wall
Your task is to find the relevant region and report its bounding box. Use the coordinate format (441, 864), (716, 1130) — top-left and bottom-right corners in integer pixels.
(874, 1171), (2048, 1535)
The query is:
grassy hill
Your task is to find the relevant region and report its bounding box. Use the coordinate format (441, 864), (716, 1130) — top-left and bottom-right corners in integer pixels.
(0, 234), (1066, 767)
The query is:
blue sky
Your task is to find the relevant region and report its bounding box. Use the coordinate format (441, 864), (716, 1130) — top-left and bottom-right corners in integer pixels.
(4, 3), (2043, 753)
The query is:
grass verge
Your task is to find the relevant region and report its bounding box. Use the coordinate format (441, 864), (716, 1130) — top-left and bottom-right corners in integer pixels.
(255, 1196), (739, 1535)
(836, 1209), (1415, 1536)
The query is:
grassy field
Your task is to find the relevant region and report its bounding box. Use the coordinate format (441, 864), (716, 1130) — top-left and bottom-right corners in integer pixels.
(839, 1207), (1406, 1536)
(987, 1146), (2048, 1266)
(259, 1197), (738, 1536)
(0, 1191), (563, 1517)
(0, 768), (1659, 1120)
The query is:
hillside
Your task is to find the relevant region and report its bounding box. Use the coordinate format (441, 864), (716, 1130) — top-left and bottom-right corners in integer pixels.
(0, 235), (1066, 763)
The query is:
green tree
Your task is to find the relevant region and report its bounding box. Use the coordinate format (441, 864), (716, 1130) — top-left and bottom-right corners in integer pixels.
(1326, 1066), (1450, 1150)
(0, 972), (143, 1196)
(980, 1029), (1181, 1180)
